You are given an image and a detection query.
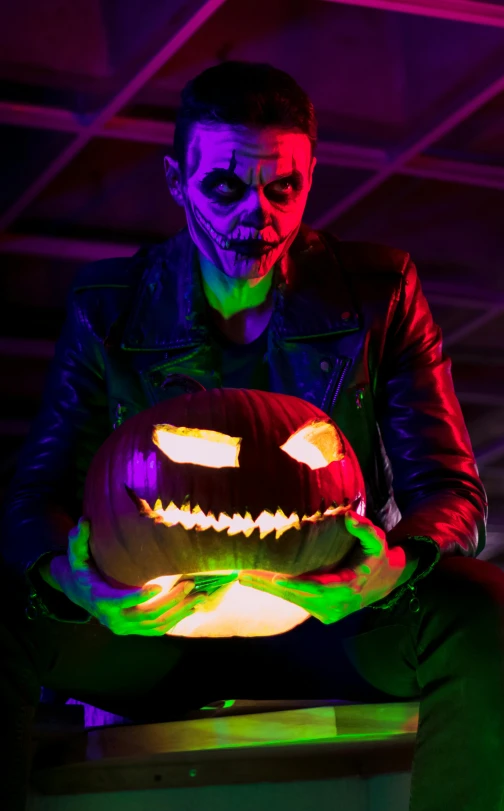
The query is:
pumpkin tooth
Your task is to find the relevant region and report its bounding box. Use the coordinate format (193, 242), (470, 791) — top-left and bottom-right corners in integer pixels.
(227, 512), (250, 536)
(243, 511), (255, 538)
(275, 510), (301, 540)
(139, 496), (338, 537)
(256, 509), (276, 540)
(214, 511), (232, 532)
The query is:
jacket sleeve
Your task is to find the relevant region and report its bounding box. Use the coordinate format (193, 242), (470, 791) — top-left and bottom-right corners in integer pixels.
(0, 282), (111, 622)
(374, 256), (488, 602)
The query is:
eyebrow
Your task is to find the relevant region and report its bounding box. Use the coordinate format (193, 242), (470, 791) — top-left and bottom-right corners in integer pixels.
(201, 168), (304, 184)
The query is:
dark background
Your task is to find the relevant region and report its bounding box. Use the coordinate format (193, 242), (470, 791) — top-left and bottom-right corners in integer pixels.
(1, 0), (503, 564)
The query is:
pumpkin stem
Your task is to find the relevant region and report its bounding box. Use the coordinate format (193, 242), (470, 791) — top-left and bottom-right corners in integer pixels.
(160, 374), (207, 393)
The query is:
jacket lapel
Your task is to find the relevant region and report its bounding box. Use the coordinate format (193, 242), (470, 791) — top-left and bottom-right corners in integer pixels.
(121, 229), (210, 351)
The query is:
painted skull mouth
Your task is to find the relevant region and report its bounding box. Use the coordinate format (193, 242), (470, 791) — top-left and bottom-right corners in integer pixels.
(126, 486), (357, 540)
(194, 206), (281, 255)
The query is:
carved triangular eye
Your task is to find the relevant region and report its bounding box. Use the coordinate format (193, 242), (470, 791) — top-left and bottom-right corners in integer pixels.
(153, 424), (242, 468)
(279, 420), (345, 470)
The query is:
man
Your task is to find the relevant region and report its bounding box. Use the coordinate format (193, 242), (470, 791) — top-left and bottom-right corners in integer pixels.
(1, 61), (503, 810)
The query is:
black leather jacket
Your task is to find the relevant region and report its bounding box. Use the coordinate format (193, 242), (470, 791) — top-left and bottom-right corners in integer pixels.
(0, 224), (487, 622)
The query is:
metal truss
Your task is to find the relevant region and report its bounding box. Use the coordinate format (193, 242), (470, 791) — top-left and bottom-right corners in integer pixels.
(2, 102), (504, 195)
(312, 67), (504, 230)
(0, 0), (228, 232)
(0, 0), (503, 237)
(0, 0), (501, 357)
(321, 0), (504, 27)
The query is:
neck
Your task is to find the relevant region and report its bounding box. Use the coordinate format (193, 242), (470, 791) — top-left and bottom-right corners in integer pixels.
(198, 251), (275, 320)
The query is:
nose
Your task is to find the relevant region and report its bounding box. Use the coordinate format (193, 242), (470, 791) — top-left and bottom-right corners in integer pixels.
(241, 190), (271, 230)
(242, 207), (269, 230)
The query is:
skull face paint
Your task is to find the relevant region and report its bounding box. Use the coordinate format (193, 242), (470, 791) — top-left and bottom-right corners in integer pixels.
(165, 124), (316, 280)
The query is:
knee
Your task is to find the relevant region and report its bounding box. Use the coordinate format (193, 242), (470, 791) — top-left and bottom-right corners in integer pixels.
(420, 556), (504, 622)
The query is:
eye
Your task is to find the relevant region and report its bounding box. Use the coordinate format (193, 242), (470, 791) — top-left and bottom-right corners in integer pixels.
(200, 173), (245, 202)
(153, 425), (242, 468)
(279, 420), (345, 470)
(270, 179), (293, 192)
(215, 179), (240, 196)
(266, 175), (303, 201)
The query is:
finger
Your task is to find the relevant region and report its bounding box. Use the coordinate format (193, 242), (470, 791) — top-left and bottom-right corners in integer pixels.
(344, 512), (384, 554)
(290, 571), (358, 586)
(274, 574), (349, 590)
(239, 575), (317, 599)
(107, 592), (204, 635)
(121, 580), (193, 614)
(67, 520), (91, 569)
(139, 594), (207, 634)
(345, 510), (373, 528)
(68, 518), (90, 542)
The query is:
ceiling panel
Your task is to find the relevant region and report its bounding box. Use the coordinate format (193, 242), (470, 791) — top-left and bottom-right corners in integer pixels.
(125, 0), (410, 147)
(0, 126), (73, 214)
(0, 0), (212, 113)
(323, 175), (504, 288)
(16, 139), (183, 243)
(304, 166), (374, 223)
(426, 91), (504, 168)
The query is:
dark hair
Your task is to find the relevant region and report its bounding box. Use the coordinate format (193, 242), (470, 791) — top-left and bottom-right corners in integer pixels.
(173, 61), (317, 177)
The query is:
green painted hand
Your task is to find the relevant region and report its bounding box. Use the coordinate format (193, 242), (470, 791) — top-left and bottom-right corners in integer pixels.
(46, 519), (209, 635)
(238, 511), (419, 624)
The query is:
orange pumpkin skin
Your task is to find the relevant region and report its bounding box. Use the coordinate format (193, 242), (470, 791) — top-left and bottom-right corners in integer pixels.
(83, 388), (366, 590)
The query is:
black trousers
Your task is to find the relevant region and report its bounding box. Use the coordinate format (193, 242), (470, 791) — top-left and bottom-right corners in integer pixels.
(2, 555), (504, 810)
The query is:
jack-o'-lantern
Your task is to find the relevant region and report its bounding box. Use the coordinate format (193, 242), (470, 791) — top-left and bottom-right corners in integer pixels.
(83, 387), (365, 638)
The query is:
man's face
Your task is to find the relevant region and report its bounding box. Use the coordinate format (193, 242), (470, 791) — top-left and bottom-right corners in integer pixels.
(165, 124), (316, 280)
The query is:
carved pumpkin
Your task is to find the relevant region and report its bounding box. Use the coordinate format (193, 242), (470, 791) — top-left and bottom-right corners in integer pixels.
(83, 388), (365, 638)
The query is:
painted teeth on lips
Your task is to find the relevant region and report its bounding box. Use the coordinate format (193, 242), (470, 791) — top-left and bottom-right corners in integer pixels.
(195, 206), (230, 249)
(194, 208), (277, 250)
(229, 226), (263, 241)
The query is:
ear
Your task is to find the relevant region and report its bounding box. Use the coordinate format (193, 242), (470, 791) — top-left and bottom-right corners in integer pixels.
(164, 155), (185, 207)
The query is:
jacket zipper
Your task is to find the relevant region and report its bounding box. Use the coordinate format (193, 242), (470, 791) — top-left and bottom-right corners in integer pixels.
(329, 359), (351, 413)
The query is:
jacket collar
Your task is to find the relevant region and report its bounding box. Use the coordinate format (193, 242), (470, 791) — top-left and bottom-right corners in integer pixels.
(121, 223), (360, 351)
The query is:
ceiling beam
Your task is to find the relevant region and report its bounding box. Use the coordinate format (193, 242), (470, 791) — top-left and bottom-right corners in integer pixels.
(475, 438), (504, 469)
(442, 307), (504, 347)
(0, 234), (139, 262)
(0, 0), (228, 233)
(2, 102), (504, 193)
(312, 69), (504, 229)
(402, 155), (504, 192)
(321, 0), (504, 27)
(417, 281), (504, 309)
(455, 391), (504, 407)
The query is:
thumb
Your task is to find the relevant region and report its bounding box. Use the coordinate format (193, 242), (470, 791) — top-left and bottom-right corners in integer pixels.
(344, 512), (384, 556)
(68, 518), (91, 568)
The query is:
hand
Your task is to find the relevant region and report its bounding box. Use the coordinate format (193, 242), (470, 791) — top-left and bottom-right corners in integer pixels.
(47, 518), (209, 636)
(238, 511), (418, 625)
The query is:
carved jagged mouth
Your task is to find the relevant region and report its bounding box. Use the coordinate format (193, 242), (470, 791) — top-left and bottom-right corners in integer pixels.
(126, 486), (356, 540)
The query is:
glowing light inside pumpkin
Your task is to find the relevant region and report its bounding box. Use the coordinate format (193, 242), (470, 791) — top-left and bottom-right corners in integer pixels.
(141, 574), (311, 637)
(280, 420), (345, 470)
(153, 424), (241, 468)
(137, 497), (354, 540)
